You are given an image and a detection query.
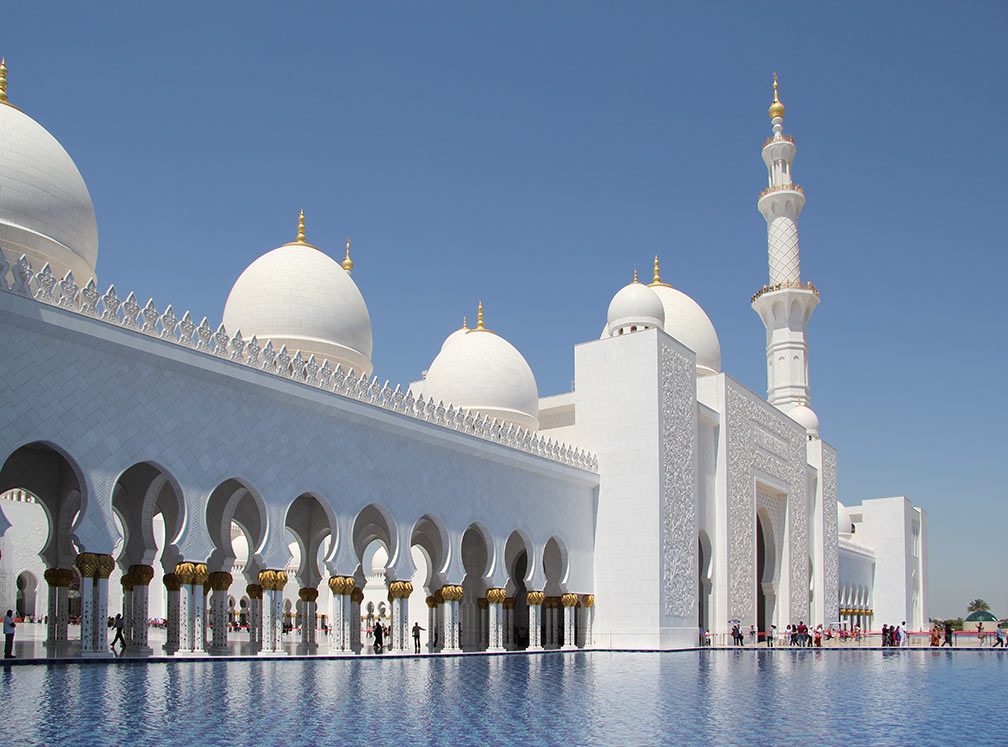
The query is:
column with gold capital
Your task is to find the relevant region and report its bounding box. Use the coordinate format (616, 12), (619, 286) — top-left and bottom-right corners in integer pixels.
(526, 591), (545, 650)
(43, 568), (73, 651)
(245, 583), (263, 652)
(207, 571), (233, 654)
(257, 569), (288, 655)
(127, 565), (155, 655)
(501, 597), (516, 650)
(297, 587), (319, 654)
(175, 561), (209, 655)
(561, 594), (579, 649)
(387, 581), (413, 651)
(349, 587), (364, 654)
(162, 573), (181, 654)
(580, 595), (594, 648)
(486, 589), (506, 651)
(120, 572), (135, 648)
(74, 553), (115, 657)
(439, 585), (463, 652)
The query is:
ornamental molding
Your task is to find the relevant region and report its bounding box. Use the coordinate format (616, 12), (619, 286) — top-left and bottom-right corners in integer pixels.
(822, 445), (839, 621)
(726, 383), (809, 622)
(0, 253), (597, 473)
(659, 339), (698, 619)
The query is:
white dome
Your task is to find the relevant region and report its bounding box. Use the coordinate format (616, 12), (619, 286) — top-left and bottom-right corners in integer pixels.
(787, 404), (819, 438)
(423, 320), (539, 431)
(0, 100), (98, 282)
(607, 280), (665, 336)
(648, 282), (721, 376)
(223, 237), (373, 376)
(440, 322), (470, 352)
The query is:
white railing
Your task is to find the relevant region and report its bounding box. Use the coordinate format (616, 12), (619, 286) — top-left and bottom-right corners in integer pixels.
(0, 253), (598, 473)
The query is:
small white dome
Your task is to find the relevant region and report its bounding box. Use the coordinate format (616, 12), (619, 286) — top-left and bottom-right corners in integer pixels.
(423, 313), (539, 430)
(607, 279), (665, 336)
(0, 99), (98, 282)
(787, 404), (819, 438)
(223, 228), (373, 376)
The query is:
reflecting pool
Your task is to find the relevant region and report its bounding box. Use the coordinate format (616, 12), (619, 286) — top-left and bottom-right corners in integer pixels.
(1, 650), (1005, 745)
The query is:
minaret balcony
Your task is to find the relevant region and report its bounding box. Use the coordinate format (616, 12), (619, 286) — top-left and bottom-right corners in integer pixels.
(758, 183), (803, 200)
(751, 280), (819, 304)
(762, 133), (795, 149)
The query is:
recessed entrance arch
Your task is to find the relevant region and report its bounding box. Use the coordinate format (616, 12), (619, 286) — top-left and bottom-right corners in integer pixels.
(504, 530), (532, 650)
(698, 530), (712, 637)
(756, 508), (777, 636)
(16, 571), (38, 618)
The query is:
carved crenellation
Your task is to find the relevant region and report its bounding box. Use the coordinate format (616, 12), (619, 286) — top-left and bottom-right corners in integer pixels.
(726, 383), (809, 623)
(659, 340), (698, 619)
(0, 251), (598, 472)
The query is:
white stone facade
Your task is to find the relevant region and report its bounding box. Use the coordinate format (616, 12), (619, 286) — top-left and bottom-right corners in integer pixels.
(0, 71), (927, 655)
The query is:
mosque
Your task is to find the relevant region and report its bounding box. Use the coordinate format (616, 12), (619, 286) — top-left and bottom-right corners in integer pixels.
(0, 59), (926, 656)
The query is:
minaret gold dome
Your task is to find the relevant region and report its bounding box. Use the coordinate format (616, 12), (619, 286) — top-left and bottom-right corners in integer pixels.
(768, 73), (786, 120)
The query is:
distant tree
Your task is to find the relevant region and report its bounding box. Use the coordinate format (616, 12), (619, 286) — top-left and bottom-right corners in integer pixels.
(967, 599), (991, 613)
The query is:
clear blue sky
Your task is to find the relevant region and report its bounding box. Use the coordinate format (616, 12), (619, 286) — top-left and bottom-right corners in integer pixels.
(3, 2), (1005, 618)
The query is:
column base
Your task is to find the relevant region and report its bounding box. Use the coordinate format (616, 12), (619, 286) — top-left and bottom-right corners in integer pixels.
(44, 640), (73, 651)
(207, 645), (230, 655)
(79, 651), (114, 659)
(176, 649), (209, 657)
(441, 646), (462, 654)
(562, 644), (576, 650)
(124, 645), (154, 657)
(487, 646), (505, 653)
(256, 649), (290, 657)
(296, 643), (318, 655)
(527, 645), (544, 651)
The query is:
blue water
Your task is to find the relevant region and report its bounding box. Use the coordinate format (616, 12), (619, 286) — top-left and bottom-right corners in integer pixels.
(1, 650), (1005, 746)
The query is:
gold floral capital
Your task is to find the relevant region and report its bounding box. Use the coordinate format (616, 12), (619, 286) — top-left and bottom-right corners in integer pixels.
(526, 591), (545, 606)
(191, 563), (209, 585)
(208, 571), (233, 592)
(95, 555), (115, 579)
(44, 568), (74, 587)
(129, 565), (155, 586)
(487, 588), (507, 605)
(562, 593), (579, 607)
(75, 553), (98, 578)
(246, 583), (263, 600)
(163, 573), (181, 592)
(350, 588), (364, 604)
(328, 576), (346, 595)
(299, 587), (319, 603)
(175, 562), (196, 585)
(425, 595), (437, 608)
(581, 594), (595, 608)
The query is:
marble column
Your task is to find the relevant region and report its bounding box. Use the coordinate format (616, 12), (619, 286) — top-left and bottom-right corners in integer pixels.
(163, 574), (180, 654)
(486, 589), (505, 652)
(43, 568), (73, 650)
(328, 577), (344, 653)
(432, 589), (445, 652)
(439, 585), (463, 653)
(502, 597), (515, 650)
(75, 553), (114, 658)
(477, 598), (489, 651)
(562, 593), (578, 650)
(387, 581), (412, 652)
(175, 562), (208, 655)
(120, 575), (134, 648)
(581, 595), (595, 648)
(425, 595), (437, 653)
(257, 569), (288, 656)
(350, 587), (363, 654)
(207, 571), (232, 654)
(246, 584), (263, 652)
(127, 565), (154, 655)
(297, 587), (319, 654)
(526, 591), (544, 650)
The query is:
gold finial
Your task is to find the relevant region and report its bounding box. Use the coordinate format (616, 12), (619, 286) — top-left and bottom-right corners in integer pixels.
(769, 72), (785, 119)
(634, 269), (638, 283)
(649, 254), (670, 288)
(0, 58), (8, 104)
(297, 210), (306, 243)
(477, 301), (485, 330)
(342, 236), (354, 272)
(462, 316), (468, 329)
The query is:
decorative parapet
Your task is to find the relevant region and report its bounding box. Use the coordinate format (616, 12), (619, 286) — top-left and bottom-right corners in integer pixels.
(757, 183), (804, 200)
(761, 133), (796, 149)
(750, 280), (819, 304)
(0, 254), (598, 473)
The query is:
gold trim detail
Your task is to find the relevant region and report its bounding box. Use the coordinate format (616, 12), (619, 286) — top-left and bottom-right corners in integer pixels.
(769, 72), (786, 119)
(342, 237), (354, 272)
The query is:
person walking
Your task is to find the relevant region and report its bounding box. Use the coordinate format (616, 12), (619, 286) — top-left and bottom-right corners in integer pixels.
(749, 624), (756, 646)
(943, 621), (954, 647)
(3, 610), (15, 659)
(992, 626), (1004, 648)
(412, 621), (424, 654)
(111, 613), (126, 651)
(767, 624), (776, 648)
(373, 621), (384, 653)
(899, 621), (909, 647)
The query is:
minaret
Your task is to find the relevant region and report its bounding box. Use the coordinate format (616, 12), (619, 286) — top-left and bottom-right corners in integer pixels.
(752, 75), (820, 414)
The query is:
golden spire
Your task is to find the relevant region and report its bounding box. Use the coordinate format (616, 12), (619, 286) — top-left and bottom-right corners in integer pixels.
(462, 316), (468, 329)
(0, 58), (8, 104)
(476, 301), (485, 329)
(342, 236), (354, 272)
(769, 72), (785, 119)
(634, 269), (638, 283)
(649, 254), (670, 288)
(297, 210), (306, 243)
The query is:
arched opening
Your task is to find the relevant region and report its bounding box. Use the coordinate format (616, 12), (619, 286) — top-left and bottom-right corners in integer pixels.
(698, 530), (712, 637)
(756, 509), (776, 636)
(16, 571), (38, 619)
(409, 514), (448, 652)
(505, 531), (531, 650)
(206, 478), (268, 581)
(460, 523), (491, 651)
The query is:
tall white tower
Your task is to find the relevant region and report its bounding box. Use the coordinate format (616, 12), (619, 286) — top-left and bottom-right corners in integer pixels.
(752, 76), (820, 426)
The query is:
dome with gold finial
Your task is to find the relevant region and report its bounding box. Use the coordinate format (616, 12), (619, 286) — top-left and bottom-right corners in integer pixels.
(769, 73), (786, 120)
(421, 302), (539, 430)
(0, 57), (99, 284)
(606, 269), (665, 337)
(222, 212), (373, 375)
(642, 255), (721, 376)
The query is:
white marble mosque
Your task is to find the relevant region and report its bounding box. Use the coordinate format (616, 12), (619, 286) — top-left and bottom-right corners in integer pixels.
(0, 60), (926, 656)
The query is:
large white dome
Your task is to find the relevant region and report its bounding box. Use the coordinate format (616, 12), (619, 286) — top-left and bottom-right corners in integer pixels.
(607, 277), (665, 336)
(422, 310), (539, 430)
(223, 223), (373, 376)
(647, 258), (721, 376)
(0, 92), (99, 283)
